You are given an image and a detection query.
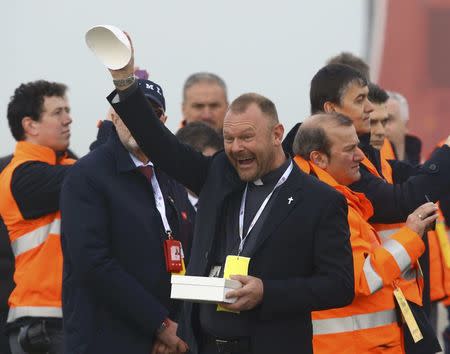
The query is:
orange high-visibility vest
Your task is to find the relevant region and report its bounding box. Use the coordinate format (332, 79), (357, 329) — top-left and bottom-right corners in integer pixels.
(0, 141), (74, 322)
(381, 138), (396, 161)
(362, 156), (424, 306)
(294, 156), (425, 353)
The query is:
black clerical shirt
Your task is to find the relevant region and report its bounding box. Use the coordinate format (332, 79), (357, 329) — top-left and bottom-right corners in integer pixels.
(199, 157), (292, 339)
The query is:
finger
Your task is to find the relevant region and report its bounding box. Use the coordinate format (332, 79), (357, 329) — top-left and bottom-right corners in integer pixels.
(176, 340), (189, 352)
(422, 213), (439, 224)
(230, 274), (249, 284)
(225, 286), (249, 299)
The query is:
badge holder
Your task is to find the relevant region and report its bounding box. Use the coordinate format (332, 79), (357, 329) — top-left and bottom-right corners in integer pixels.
(163, 231), (184, 274)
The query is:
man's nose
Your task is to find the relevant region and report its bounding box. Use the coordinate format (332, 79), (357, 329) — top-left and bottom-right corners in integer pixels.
(355, 147), (365, 162)
(365, 99), (374, 113)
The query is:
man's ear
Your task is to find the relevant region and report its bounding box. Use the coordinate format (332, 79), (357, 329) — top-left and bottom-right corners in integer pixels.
(272, 123), (284, 146)
(323, 101), (336, 113)
(310, 150), (328, 169)
(22, 117), (39, 137)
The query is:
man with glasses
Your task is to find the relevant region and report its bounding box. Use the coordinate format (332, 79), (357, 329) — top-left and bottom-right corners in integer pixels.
(60, 79), (193, 354)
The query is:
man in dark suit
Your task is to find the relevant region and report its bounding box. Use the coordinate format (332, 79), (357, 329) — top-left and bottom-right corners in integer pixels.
(60, 79), (193, 354)
(104, 43), (354, 354)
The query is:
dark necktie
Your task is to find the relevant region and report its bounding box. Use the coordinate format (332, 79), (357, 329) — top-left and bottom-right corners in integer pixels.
(138, 165), (153, 182)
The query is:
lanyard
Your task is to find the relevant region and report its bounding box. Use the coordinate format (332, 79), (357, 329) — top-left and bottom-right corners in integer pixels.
(237, 161), (293, 255)
(149, 169), (173, 238)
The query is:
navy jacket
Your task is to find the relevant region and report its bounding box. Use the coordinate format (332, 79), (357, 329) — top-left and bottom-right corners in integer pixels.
(109, 87), (354, 354)
(60, 130), (193, 354)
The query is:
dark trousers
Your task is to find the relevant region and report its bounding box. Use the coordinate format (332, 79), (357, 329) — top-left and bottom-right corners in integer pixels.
(0, 310), (11, 354)
(8, 324), (63, 354)
(444, 306), (450, 354)
(199, 334), (251, 354)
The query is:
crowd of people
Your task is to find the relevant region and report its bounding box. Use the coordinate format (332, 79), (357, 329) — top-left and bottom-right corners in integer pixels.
(1, 34), (450, 354)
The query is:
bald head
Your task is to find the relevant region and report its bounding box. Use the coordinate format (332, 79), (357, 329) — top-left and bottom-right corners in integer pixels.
(293, 113), (353, 159)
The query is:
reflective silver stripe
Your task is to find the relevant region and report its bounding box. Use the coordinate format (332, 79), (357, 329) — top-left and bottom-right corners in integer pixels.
(363, 256), (383, 293)
(378, 228), (401, 240)
(11, 219), (61, 257)
(383, 239), (411, 273)
(7, 306), (62, 322)
(313, 309), (397, 335)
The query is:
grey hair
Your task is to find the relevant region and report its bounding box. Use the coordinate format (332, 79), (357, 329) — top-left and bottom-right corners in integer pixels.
(387, 91), (409, 122)
(182, 72), (227, 101)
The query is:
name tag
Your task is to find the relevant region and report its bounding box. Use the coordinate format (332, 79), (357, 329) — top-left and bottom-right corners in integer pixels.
(164, 239), (184, 273)
(217, 255), (251, 313)
(393, 286), (423, 343)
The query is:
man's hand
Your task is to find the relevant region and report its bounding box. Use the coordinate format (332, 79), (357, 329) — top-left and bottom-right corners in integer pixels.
(220, 275), (263, 312)
(108, 31), (135, 90)
(151, 319), (188, 354)
(406, 202), (439, 236)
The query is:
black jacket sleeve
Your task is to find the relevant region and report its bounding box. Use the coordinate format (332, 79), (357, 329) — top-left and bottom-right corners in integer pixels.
(351, 146), (450, 223)
(108, 87), (211, 196)
(11, 162), (71, 219)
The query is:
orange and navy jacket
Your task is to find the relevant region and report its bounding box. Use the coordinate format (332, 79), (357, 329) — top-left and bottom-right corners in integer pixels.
(427, 139), (450, 302)
(362, 153), (424, 306)
(0, 141), (74, 323)
(294, 156), (425, 353)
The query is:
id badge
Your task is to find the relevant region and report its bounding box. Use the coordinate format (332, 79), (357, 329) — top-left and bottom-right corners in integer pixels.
(164, 239), (183, 273)
(393, 286), (423, 343)
(217, 255), (251, 313)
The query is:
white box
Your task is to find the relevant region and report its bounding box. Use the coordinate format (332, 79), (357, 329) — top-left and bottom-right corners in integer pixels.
(171, 275), (242, 303)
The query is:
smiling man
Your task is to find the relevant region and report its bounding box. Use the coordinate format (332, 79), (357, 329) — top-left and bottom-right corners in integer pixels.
(292, 113), (439, 353)
(0, 80), (75, 354)
(104, 36), (354, 354)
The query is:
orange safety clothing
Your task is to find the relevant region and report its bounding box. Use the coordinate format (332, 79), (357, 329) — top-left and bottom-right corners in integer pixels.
(0, 142), (74, 322)
(428, 139), (450, 302)
(294, 156), (425, 353)
(362, 156), (424, 306)
(381, 138), (396, 161)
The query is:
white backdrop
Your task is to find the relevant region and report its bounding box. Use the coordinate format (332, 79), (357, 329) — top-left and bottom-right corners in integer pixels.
(0, 0), (367, 156)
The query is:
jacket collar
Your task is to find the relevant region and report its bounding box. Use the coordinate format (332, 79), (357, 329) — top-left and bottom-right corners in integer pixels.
(14, 141), (59, 165)
(251, 163), (306, 255)
(294, 155), (373, 220)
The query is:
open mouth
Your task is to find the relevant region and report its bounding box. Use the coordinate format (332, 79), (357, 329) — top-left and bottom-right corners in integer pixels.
(237, 157), (255, 167)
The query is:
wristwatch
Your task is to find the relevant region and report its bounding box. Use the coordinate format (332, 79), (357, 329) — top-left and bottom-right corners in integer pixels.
(156, 318), (170, 334)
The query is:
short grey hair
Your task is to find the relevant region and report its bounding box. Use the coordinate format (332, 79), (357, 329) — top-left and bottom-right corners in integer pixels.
(182, 72), (227, 102)
(387, 91), (409, 122)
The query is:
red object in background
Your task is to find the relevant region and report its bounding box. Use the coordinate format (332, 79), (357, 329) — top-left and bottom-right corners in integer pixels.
(370, 0), (450, 158)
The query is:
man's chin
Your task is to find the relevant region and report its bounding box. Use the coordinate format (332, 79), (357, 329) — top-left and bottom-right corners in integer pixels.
(237, 169), (258, 182)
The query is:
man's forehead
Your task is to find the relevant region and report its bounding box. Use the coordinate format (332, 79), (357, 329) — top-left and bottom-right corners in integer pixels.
(328, 124), (358, 145)
(342, 81), (368, 97)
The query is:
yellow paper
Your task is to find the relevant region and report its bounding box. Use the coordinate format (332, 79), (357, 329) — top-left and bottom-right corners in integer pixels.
(217, 255), (250, 312)
(393, 287), (423, 343)
(436, 221), (450, 268)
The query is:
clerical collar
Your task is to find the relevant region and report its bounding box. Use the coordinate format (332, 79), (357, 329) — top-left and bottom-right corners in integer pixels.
(252, 156), (291, 186)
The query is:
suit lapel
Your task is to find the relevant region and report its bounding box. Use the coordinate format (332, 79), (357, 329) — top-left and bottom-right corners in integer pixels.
(251, 166), (305, 255)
